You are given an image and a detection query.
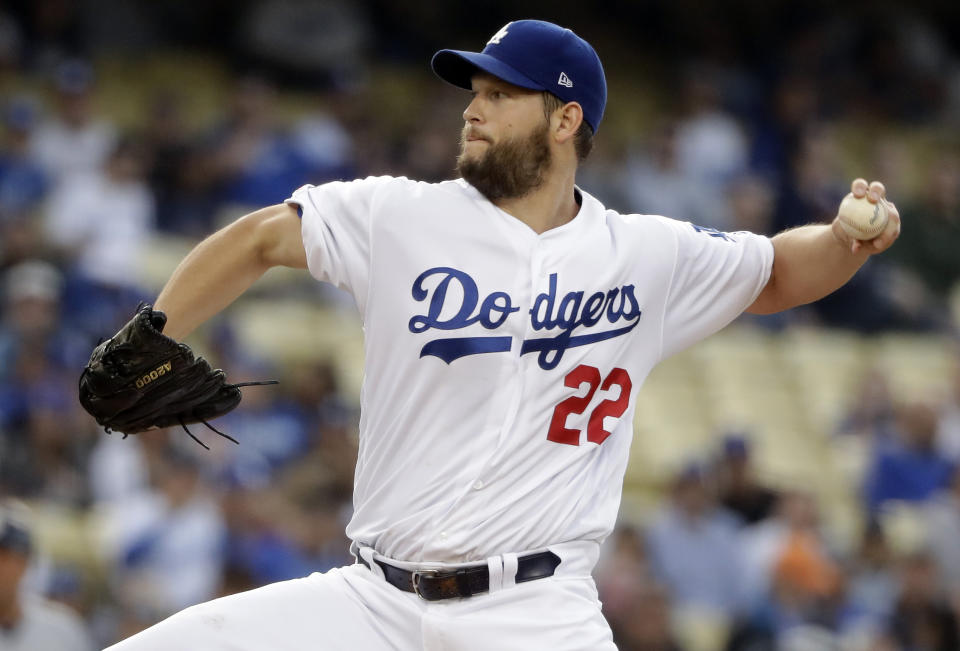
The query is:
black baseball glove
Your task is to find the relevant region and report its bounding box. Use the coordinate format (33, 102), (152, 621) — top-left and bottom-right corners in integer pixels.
(79, 304), (276, 448)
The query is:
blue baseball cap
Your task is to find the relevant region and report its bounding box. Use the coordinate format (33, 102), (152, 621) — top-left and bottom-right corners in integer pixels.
(431, 20), (607, 133)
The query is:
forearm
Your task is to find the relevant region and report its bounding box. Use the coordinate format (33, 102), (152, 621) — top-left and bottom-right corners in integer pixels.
(747, 222), (869, 314)
(155, 203), (306, 339)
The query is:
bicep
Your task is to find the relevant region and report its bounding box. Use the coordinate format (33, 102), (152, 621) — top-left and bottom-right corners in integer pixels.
(249, 203), (308, 270)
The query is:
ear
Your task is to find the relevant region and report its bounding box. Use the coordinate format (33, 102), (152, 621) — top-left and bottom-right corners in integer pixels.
(553, 102), (584, 145)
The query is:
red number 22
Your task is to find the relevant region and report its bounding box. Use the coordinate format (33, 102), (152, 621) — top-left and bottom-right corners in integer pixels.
(546, 365), (632, 446)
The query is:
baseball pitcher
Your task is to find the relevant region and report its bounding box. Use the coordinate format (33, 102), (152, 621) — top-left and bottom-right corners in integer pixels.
(85, 20), (900, 650)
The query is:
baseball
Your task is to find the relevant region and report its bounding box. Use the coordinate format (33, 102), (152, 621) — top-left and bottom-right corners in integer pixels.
(837, 193), (889, 241)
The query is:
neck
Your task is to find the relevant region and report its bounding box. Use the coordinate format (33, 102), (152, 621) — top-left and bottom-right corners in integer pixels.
(492, 166), (580, 235)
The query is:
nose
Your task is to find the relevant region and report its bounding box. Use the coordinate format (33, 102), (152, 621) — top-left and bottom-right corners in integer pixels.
(463, 96), (482, 123)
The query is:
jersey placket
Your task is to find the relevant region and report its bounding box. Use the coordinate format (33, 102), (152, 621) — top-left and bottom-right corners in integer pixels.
(418, 216), (537, 557)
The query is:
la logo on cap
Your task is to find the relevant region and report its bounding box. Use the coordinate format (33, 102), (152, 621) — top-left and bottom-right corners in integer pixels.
(487, 23), (511, 45)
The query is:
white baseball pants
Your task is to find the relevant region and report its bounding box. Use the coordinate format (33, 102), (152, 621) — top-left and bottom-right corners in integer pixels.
(106, 541), (617, 650)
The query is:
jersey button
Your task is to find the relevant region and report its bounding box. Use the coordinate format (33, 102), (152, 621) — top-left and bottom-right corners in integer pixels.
(473, 480), (485, 490)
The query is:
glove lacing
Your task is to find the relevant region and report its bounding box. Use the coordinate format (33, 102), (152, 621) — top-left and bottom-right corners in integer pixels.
(175, 380), (279, 450)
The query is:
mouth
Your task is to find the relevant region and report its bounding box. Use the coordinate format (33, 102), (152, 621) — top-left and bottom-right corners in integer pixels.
(463, 129), (491, 143)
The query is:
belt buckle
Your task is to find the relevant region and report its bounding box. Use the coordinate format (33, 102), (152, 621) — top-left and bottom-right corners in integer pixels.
(411, 569), (439, 600)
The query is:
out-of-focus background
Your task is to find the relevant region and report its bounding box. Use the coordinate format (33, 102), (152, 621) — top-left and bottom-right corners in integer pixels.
(0, 1), (958, 649)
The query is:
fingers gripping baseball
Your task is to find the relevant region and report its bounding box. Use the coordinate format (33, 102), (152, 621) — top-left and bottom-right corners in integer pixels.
(835, 178), (901, 255)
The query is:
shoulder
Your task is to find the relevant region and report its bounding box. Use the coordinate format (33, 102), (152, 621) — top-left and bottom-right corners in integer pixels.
(355, 177), (489, 214)
(593, 204), (689, 250)
(374, 176), (479, 202)
(604, 210), (684, 233)
(580, 189), (685, 235)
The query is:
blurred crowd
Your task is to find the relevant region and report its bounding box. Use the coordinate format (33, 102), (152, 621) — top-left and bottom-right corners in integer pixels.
(0, 0), (959, 649)
(597, 390), (960, 651)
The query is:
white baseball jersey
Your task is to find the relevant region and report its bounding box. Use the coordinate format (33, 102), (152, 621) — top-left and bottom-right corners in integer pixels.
(286, 177), (773, 564)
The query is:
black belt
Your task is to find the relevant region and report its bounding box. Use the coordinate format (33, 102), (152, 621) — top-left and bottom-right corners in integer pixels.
(358, 551), (561, 601)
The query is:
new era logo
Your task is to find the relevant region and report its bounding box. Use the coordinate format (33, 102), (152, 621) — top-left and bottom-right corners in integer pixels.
(558, 72), (573, 88)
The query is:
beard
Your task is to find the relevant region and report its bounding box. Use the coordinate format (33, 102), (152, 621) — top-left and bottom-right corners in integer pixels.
(456, 121), (552, 202)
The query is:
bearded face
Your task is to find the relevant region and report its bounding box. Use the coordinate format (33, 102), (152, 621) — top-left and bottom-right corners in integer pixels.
(456, 118), (552, 202)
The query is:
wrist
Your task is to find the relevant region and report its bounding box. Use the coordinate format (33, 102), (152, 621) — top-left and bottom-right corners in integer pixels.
(829, 219), (849, 249)
(829, 219), (870, 259)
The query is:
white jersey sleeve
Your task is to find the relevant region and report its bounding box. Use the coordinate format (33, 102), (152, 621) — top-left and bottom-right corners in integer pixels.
(656, 218), (774, 360)
(285, 176), (399, 306)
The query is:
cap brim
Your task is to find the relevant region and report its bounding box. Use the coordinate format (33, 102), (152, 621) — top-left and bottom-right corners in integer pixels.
(431, 50), (545, 92)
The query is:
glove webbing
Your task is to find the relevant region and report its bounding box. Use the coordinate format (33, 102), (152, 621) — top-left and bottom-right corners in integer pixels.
(111, 380), (280, 450)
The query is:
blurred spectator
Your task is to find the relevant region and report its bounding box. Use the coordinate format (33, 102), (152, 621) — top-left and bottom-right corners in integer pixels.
(204, 76), (317, 208)
(87, 433), (150, 505)
(646, 463), (742, 619)
(727, 174), (775, 235)
(219, 477), (280, 586)
(398, 121), (459, 183)
(99, 446), (225, 630)
(141, 90), (204, 236)
(596, 527), (654, 629)
(729, 492), (844, 649)
(674, 66), (749, 193)
(811, 259), (927, 333)
(12, 387), (92, 506)
(290, 110), (355, 181)
(43, 136), (153, 334)
(214, 368), (310, 472)
(936, 356), (960, 463)
(286, 359), (355, 441)
(0, 501), (93, 651)
(737, 492), (837, 613)
(864, 401), (954, 512)
(0, 96), (48, 218)
(845, 520), (898, 628)
(922, 467), (960, 597)
(887, 153), (960, 300)
(281, 422), (358, 511)
(620, 122), (716, 225)
(0, 260), (88, 382)
(835, 367), (897, 442)
(887, 551), (959, 651)
(285, 489), (352, 572)
(613, 584), (683, 651)
(278, 361), (359, 503)
(773, 124), (845, 233)
(748, 74), (820, 190)
(220, 479), (350, 587)
(44, 136), (154, 288)
(29, 59), (116, 186)
(714, 434), (779, 526)
(0, 261), (93, 504)
(596, 526), (683, 650)
(771, 527), (840, 606)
